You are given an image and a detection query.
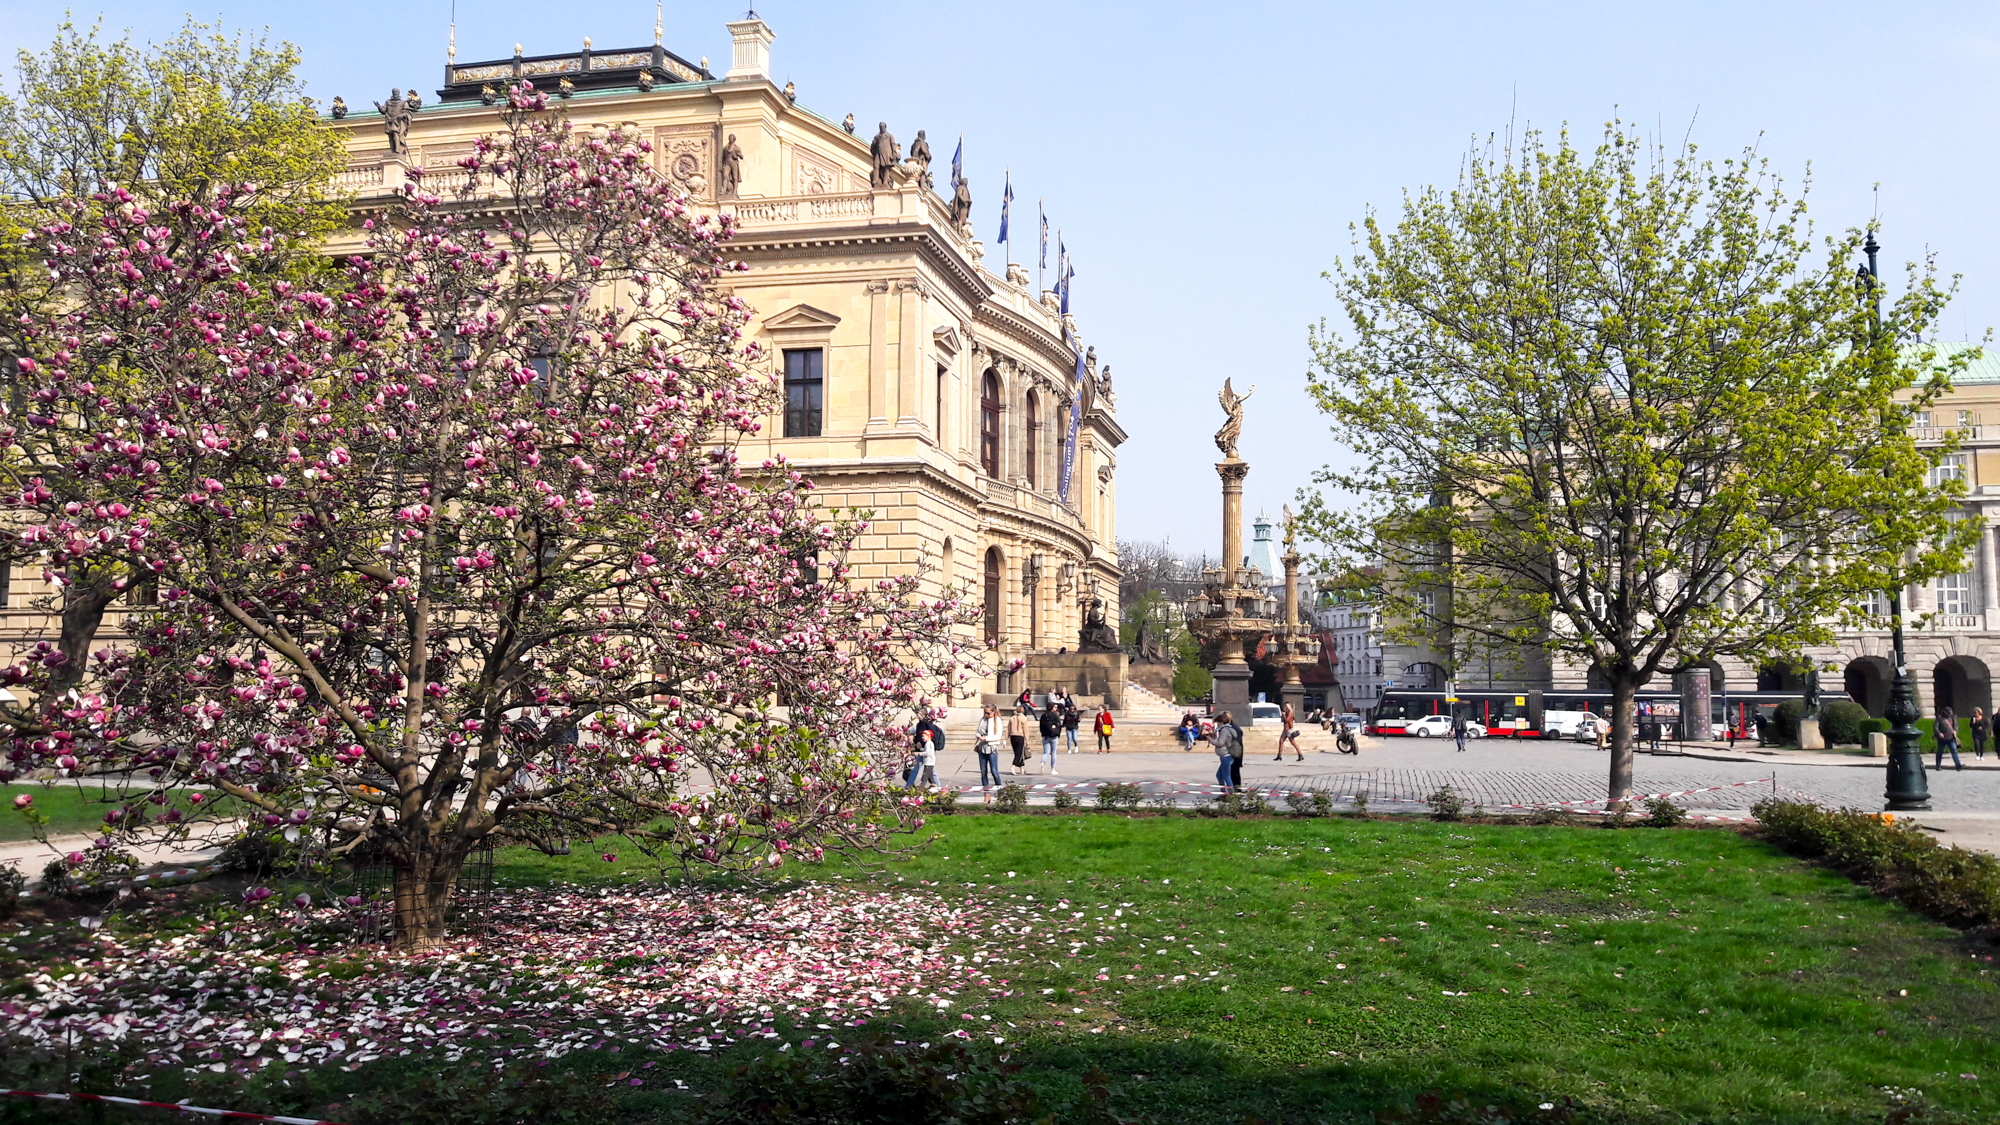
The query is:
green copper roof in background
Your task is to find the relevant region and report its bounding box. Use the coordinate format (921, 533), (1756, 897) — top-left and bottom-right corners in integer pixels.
(1922, 342), (2000, 384)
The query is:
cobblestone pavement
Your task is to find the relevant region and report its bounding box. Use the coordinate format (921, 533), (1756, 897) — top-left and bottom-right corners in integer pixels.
(945, 735), (2000, 815)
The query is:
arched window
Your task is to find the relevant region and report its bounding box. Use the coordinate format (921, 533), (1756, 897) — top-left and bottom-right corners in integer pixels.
(980, 371), (1002, 479)
(1024, 392), (1040, 489)
(983, 548), (1003, 645)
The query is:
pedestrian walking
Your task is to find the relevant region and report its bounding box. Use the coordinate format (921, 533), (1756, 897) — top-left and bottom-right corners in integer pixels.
(1062, 699), (1082, 754)
(1177, 711), (1201, 751)
(1007, 707), (1029, 774)
(1211, 710), (1244, 792)
(1974, 707), (1990, 760)
(1275, 702), (1303, 761)
(1594, 708), (1609, 753)
(1726, 721), (1738, 750)
(1936, 705), (1965, 771)
(1451, 711), (1469, 754)
(1094, 704), (1115, 752)
(1038, 705), (1063, 773)
(974, 705), (1004, 791)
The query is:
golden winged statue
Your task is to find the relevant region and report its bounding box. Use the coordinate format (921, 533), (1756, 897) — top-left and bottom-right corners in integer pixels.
(1215, 377), (1255, 457)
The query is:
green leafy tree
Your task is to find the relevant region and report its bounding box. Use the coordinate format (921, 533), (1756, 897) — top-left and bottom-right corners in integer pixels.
(1302, 123), (1975, 800)
(0, 17), (344, 732)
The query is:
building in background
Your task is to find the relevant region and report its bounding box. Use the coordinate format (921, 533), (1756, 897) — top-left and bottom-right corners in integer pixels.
(312, 15), (1124, 700)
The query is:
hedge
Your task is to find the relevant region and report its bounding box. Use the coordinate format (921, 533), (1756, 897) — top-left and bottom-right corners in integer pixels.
(1752, 798), (2000, 926)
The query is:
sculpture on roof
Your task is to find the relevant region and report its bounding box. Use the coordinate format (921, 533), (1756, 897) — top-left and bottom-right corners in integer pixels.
(330, 96), (347, 120)
(374, 89), (412, 155)
(869, 122), (899, 188)
(718, 133), (744, 199)
(908, 129), (933, 190)
(1215, 377), (1254, 458)
(947, 174), (972, 228)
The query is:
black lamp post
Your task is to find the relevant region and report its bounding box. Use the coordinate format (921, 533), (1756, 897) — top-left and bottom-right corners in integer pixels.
(1864, 231), (1932, 809)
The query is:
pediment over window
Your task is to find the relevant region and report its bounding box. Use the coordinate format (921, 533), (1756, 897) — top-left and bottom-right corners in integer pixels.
(762, 304), (842, 332)
(932, 325), (964, 358)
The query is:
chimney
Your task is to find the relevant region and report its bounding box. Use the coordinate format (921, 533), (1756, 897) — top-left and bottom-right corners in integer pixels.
(725, 17), (774, 81)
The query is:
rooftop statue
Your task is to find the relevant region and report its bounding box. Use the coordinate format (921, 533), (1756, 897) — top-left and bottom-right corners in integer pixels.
(374, 89), (412, 155)
(1215, 377), (1254, 458)
(869, 122), (899, 188)
(909, 129), (933, 189)
(947, 174), (972, 228)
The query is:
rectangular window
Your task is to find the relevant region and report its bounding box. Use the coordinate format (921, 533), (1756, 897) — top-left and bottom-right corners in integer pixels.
(1417, 590), (1435, 620)
(1857, 590), (1891, 619)
(1913, 411), (1933, 428)
(1937, 571), (1972, 616)
(1961, 409), (1978, 428)
(1930, 454), (1967, 488)
(935, 365), (947, 443)
(783, 349), (824, 438)
(0, 563), (10, 608)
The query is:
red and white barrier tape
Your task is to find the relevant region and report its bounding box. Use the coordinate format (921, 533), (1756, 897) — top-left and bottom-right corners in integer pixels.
(955, 775), (1789, 811)
(1, 1088), (349, 1124)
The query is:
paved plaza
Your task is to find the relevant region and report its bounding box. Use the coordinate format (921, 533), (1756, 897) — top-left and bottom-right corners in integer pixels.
(935, 718), (2000, 851)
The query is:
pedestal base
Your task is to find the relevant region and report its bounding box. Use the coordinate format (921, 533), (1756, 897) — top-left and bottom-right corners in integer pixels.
(1023, 652), (1129, 710)
(1798, 718), (1825, 751)
(1280, 680), (1305, 722)
(1212, 662), (1253, 724)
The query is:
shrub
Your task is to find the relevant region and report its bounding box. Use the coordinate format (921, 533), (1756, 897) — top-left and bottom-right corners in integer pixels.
(1425, 786), (1465, 822)
(1858, 717), (1891, 740)
(1527, 807), (1570, 826)
(1284, 790), (1313, 815)
(40, 847), (140, 896)
(1094, 782), (1141, 811)
(926, 788), (960, 815)
(1820, 700), (1872, 746)
(0, 865), (23, 918)
(1202, 793), (1242, 818)
(1773, 699), (1804, 745)
(1051, 789), (1079, 810)
(698, 1030), (1049, 1124)
(216, 829), (295, 876)
(1643, 797), (1687, 828)
(1237, 791), (1273, 816)
(1310, 788), (1334, 817)
(1146, 793), (1178, 813)
(1753, 799), (2000, 926)
(994, 784), (1027, 813)
(1351, 790), (1370, 816)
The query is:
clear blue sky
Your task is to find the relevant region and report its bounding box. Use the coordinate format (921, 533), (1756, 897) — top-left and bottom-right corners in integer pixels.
(5, 2), (1997, 556)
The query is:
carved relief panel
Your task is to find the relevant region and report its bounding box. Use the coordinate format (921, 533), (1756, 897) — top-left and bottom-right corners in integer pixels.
(654, 125), (714, 198)
(791, 144), (847, 196)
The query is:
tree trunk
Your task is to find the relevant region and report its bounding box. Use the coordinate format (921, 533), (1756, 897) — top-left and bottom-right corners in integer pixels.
(391, 846), (464, 951)
(1607, 677), (1638, 804)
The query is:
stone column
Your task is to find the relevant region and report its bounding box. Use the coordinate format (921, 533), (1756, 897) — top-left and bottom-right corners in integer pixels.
(1219, 458), (1248, 583)
(1280, 546), (1306, 718)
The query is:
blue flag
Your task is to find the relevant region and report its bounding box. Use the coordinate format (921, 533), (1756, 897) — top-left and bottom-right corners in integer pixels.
(1058, 239), (1074, 314)
(998, 171), (1012, 245)
(949, 135), (963, 193)
(1038, 203), (1048, 269)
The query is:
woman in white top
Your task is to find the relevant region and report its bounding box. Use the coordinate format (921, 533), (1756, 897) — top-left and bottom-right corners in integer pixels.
(974, 706), (1003, 791)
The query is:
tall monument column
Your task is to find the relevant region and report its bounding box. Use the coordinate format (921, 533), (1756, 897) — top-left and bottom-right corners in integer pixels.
(1211, 458), (1253, 714)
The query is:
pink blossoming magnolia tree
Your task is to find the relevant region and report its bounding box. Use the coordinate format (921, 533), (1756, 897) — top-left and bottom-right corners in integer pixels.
(2, 86), (977, 948)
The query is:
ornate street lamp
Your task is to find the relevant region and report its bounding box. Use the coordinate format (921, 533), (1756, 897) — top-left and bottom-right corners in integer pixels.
(1864, 231), (1931, 810)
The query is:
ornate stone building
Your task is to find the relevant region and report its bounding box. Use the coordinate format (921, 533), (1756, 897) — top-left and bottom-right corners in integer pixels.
(312, 16), (1123, 701)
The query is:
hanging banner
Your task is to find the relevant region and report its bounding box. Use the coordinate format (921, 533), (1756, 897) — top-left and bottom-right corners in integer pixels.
(1058, 340), (1083, 502)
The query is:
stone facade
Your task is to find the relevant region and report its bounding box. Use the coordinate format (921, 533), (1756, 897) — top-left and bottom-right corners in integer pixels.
(0, 18), (1124, 702)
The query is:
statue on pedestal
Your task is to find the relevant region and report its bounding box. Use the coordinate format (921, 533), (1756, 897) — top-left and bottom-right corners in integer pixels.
(1078, 597), (1121, 654)
(1803, 667), (1823, 721)
(374, 89), (413, 155)
(1215, 377), (1255, 457)
(869, 122), (899, 188)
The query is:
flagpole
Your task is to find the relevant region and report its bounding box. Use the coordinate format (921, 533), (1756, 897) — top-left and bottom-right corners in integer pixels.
(1037, 199), (1044, 296)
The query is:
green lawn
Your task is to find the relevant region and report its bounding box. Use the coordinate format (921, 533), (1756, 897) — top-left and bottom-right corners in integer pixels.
(537, 810), (1990, 1124)
(2, 780), (143, 840)
(9, 808), (1997, 1123)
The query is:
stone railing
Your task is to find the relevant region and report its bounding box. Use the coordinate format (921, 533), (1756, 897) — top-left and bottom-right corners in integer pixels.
(333, 163), (389, 193)
(1929, 613), (1987, 630)
(722, 191), (874, 226)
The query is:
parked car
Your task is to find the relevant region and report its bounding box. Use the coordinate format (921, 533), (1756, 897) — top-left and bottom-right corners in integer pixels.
(1406, 714), (1486, 739)
(1334, 713), (1364, 731)
(1249, 702), (1283, 723)
(1572, 713), (1606, 743)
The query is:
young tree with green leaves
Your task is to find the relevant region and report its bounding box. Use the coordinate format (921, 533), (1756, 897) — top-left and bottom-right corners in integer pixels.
(1302, 123), (1975, 801)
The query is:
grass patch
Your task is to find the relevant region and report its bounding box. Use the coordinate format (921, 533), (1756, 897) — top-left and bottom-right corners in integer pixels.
(2, 781), (151, 841)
